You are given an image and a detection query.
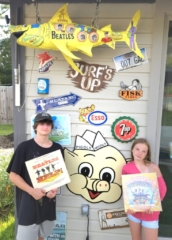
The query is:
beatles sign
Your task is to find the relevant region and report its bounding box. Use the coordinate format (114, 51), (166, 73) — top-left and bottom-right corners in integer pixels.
(67, 61), (115, 93)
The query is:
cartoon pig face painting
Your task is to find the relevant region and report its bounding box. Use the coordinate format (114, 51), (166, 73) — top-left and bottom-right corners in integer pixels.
(64, 130), (127, 203)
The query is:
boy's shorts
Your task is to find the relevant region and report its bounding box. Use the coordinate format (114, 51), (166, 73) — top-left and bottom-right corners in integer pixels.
(128, 214), (159, 229)
(16, 220), (55, 240)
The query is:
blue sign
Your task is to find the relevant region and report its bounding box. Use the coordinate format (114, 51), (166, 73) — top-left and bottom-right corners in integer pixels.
(33, 92), (82, 113)
(37, 78), (49, 94)
(88, 111), (108, 126)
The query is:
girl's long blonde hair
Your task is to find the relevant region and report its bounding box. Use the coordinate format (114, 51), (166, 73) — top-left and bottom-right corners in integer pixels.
(131, 138), (151, 164)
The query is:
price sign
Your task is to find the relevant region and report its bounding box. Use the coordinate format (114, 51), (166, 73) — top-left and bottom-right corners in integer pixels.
(113, 48), (148, 72)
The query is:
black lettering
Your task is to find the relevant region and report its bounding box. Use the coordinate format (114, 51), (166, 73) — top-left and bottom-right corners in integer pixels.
(52, 31), (56, 39)
(136, 91), (141, 96)
(121, 91), (126, 96)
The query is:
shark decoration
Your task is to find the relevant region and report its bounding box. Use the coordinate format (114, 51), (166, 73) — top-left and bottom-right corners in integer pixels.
(10, 3), (144, 74)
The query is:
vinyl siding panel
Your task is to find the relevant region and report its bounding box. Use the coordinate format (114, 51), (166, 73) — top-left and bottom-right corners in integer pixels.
(24, 2), (154, 240)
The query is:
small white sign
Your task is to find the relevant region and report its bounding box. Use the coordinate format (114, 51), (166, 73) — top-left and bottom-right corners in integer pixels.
(98, 208), (129, 230)
(26, 150), (71, 192)
(113, 48), (148, 72)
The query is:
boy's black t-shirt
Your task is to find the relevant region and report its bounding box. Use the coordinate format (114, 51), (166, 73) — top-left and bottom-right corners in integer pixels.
(6, 138), (64, 226)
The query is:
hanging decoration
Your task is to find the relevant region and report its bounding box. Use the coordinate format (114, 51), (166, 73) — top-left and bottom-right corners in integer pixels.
(111, 116), (139, 143)
(113, 48), (148, 72)
(64, 130), (127, 203)
(78, 104), (95, 123)
(37, 52), (56, 73)
(32, 92), (81, 113)
(119, 79), (143, 100)
(98, 208), (128, 230)
(67, 61), (115, 92)
(88, 111), (108, 126)
(10, 3), (144, 74)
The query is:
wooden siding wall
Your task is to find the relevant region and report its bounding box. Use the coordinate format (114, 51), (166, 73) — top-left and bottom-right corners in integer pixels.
(24, 3), (154, 240)
(0, 86), (13, 124)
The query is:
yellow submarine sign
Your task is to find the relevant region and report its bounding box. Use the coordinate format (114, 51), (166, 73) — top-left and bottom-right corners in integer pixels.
(10, 3), (144, 74)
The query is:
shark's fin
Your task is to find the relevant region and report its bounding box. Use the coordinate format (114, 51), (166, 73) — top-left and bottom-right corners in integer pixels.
(126, 10), (140, 33)
(100, 25), (112, 32)
(62, 53), (83, 75)
(105, 40), (116, 49)
(49, 3), (72, 24)
(77, 45), (93, 57)
(52, 41), (80, 60)
(125, 10), (144, 58)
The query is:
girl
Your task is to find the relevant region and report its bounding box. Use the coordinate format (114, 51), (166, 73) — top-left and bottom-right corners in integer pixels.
(122, 138), (167, 240)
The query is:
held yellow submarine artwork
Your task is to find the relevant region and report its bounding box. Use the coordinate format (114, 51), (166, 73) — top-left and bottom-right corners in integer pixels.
(10, 3), (144, 74)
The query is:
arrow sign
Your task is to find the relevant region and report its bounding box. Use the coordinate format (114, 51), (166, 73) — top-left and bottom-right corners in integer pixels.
(33, 92), (82, 113)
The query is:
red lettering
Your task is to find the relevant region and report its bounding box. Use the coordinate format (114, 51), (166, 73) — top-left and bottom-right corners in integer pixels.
(91, 115), (104, 121)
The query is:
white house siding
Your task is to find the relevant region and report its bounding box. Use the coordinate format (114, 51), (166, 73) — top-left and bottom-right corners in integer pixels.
(24, 2), (154, 240)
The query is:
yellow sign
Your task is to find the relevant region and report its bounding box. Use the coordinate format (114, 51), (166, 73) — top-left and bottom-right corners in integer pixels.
(10, 3), (144, 74)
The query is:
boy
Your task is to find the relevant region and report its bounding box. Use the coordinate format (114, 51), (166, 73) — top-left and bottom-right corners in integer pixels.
(7, 112), (63, 240)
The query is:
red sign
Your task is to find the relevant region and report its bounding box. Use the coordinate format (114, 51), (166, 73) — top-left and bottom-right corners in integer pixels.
(111, 117), (139, 143)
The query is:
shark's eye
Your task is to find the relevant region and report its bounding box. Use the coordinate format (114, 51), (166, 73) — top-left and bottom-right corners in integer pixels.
(99, 168), (115, 183)
(23, 24), (27, 27)
(78, 162), (93, 177)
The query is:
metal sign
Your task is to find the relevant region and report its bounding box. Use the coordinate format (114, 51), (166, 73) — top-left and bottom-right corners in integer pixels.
(88, 111), (108, 126)
(32, 92), (81, 113)
(111, 116), (139, 143)
(113, 48), (148, 72)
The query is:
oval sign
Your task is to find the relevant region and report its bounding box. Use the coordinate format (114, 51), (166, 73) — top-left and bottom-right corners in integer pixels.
(88, 111), (107, 126)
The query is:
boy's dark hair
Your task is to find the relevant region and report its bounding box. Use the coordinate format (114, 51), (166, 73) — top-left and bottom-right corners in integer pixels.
(33, 120), (54, 134)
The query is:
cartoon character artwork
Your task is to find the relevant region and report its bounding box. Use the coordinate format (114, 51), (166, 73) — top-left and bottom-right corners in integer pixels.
(37, 52), (56, 73)
(120, 79), (142, 90)
(78, 104), (95, 123)
(10, 3), (144, 74)
(119, 79), (143, 100)
(64, 130), (127, 203)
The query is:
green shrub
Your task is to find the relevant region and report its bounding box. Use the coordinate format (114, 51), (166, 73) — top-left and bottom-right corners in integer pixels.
(0, 153), (14, 220)
(0, 214), (15, 240)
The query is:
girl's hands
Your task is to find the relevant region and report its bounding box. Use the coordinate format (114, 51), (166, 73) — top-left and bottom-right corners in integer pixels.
(126, 209), (135, 215)
(144, 207), (153, 214)
(126, 208), (153, 214)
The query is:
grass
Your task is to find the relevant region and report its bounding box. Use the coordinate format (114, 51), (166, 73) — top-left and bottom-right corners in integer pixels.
(0, 215), (15, 240)
(0, 125), (13, 136)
